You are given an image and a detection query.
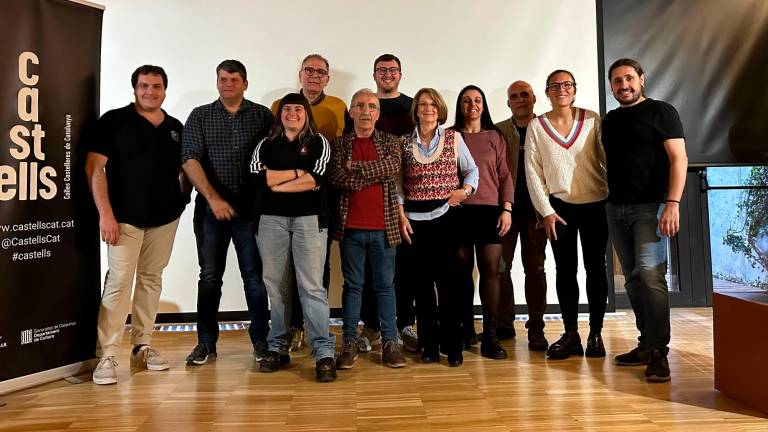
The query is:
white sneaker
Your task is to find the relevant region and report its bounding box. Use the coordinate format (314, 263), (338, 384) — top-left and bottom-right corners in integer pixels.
(93, 356), (118, 385)
(130, 345), (169, 371)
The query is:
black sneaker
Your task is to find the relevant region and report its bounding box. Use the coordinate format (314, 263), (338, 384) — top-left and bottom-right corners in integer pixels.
(645, 350), (671, 382)
(259, 350), (289, 373)
(315, 357), (337, 382)
(185, 343), (217, 365)
(253, 340), (268, 362)
(614, 346), (650, 366)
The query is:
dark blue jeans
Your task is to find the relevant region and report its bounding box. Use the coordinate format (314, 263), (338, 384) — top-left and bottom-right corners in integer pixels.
(606, 202), (670, 353)
(340, 229), (397, 342)
(193, 201), (269, 346)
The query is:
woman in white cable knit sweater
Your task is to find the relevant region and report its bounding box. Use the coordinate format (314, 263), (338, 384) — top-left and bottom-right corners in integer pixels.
(524, 69), (609, 361)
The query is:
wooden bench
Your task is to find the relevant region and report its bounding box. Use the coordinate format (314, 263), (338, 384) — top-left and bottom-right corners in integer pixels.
(713, 291), (768, 415)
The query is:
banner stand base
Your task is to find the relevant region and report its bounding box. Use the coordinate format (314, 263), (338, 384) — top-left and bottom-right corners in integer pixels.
(0, 359), (98, 396)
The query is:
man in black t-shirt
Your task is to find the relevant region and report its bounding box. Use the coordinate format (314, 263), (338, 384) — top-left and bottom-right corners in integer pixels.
(602, 58), (688, 383)
(373, 54), (414, 138)
(495, 80), (549, 351)
(356, 54), (418, 353)
(86, 65), (188, 385)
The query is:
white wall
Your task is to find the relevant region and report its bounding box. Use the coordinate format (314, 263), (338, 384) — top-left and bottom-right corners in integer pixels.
(96, 0), (599, 313)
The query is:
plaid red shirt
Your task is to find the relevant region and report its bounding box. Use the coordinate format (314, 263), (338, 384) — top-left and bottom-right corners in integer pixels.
(330, 130), (402, 247)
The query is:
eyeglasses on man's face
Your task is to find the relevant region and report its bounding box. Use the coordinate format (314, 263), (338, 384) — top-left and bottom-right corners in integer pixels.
(302, 66), (329, 77)
(375, 67), (401, 75)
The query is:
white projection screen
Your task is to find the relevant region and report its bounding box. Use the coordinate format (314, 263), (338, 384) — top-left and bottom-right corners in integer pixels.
(96, 0), (600, 314)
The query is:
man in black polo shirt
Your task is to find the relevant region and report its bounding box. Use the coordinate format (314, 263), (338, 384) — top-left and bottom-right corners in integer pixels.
(602, 58), (687, 383)
(181, 60), (274, 366)
(86, 65), (188, 385)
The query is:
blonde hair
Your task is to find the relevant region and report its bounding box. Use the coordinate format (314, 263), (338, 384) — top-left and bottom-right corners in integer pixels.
(410, 87), (448, 125)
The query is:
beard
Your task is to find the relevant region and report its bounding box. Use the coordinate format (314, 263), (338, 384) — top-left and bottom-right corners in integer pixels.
(617, 88), (643, 106)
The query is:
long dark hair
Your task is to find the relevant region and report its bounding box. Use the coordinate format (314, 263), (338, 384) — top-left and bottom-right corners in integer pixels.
(451, 85), (499, 133)
(268, 92), (318, 144)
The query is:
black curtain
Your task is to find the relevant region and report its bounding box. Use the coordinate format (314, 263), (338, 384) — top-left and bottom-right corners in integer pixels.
(599, 0), (768, 166)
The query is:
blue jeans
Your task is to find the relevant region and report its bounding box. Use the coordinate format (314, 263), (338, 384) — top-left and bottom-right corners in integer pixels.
(256, 215), (335, 360)
(340, 229), (397, 342)
(606, 203), (670, 353)
(193, 201), (269, 346)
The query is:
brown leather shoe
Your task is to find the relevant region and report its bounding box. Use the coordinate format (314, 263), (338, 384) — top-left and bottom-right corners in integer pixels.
(335, 340), (357, 370)
(546, 331), (583, 360)
(315, 357), (337, 382)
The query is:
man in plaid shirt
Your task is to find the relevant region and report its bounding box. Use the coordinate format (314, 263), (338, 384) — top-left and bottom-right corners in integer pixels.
(181, 59), (274, 366)
(330, 89), (406, 369)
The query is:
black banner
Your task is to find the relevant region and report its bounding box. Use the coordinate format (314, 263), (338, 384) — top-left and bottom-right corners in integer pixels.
(0, 0), (102, 385)
(599, 0), (768, 166)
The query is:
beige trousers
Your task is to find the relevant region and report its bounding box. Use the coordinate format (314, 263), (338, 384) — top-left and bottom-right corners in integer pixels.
(96, 218), (180, 357)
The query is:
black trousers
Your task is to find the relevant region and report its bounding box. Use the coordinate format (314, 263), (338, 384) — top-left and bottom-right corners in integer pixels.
(549, 197), (609, 332)
(406, 208), (462, 355)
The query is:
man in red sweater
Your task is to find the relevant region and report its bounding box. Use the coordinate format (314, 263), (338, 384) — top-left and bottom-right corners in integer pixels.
(330, 89), (406, 369)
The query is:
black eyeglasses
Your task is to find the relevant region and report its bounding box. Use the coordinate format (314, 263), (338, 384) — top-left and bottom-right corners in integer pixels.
(546, 81), (575, 91)
(302, 66), (328, 77)
(375, 67), (401, 75)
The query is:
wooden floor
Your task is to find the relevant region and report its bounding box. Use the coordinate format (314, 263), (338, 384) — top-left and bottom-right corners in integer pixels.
(1, 308), (767, 431)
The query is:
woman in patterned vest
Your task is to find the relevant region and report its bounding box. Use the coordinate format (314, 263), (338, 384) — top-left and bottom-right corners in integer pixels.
(397, 88), (479, 367)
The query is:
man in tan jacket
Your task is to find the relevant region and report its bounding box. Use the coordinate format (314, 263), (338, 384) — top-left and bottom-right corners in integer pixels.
(495, 80), (549, 351)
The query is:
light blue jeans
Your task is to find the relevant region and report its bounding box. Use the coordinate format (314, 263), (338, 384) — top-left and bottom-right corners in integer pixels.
(256, 215), (335, 360)
(340, 229), (397, 343)
(606, 203), (671, 353)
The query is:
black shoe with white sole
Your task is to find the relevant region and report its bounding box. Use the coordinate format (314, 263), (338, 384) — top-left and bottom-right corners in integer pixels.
(186, 343), (217, 365)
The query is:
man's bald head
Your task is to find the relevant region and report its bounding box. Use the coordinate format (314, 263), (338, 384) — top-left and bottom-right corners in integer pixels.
(506, 80), (535, 120)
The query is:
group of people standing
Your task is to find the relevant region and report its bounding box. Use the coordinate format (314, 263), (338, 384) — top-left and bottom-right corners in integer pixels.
(87, 53), (687, 385)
